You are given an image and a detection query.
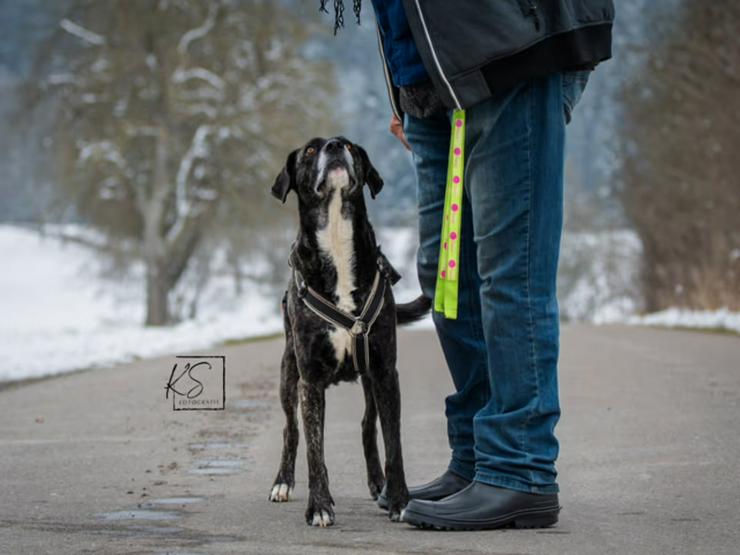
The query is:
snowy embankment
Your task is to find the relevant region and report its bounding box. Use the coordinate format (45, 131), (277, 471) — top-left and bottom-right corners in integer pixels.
(626, 309), (740, 334)
(0, 225), (424, 383)
(0, 225), (283, 382)
(1, 224), (736, 383)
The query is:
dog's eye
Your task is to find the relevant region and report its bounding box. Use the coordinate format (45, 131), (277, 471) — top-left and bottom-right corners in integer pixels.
(305, 147), (316, 156)
(345, 144), (353, 152)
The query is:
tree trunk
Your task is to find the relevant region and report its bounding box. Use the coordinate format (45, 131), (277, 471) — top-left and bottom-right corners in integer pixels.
(145, 256), (171, 326)
(143, 125), (172, 327)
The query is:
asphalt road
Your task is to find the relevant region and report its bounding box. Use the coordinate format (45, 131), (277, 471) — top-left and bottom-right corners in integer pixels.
(1, 325), (739, 554)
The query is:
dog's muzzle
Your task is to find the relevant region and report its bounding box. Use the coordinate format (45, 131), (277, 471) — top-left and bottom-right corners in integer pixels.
(314, 141), (355, 195)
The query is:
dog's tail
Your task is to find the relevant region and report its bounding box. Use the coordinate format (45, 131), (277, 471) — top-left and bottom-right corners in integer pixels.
(396, 295), (432, 325)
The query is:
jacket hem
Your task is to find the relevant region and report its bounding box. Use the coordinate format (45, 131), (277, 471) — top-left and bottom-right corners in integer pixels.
(466, 23), (613, 106)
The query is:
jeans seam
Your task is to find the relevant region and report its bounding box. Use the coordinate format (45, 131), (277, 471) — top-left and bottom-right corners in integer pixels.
(522, 83), (539, 486)
(461, 117), (486, 349)
(458, 134), (487, 456)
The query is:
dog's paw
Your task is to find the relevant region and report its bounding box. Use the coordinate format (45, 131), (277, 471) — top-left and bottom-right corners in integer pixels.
(269, 482), (293, 502)
(386, 491), (409, 522)
(367, 478), (385, 501)
(308, 509), (335, 527)
(305, 498), (335, 527)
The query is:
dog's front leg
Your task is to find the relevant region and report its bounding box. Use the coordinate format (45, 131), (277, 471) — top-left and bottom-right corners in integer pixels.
(361, 374), (385, 499)
(371, 368), (410, 521)
(299, 380), (335, 527)
(269, 340), (300, 502)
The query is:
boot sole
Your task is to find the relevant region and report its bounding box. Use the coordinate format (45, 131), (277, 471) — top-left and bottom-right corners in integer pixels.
(402, 505), (560, 531)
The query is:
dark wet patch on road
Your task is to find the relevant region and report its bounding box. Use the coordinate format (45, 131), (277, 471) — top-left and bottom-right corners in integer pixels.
(144, 497), (205, 507)
(97, 509), (182, 522)
(188, 441), (245, 451)
(189, 457), (243, 475)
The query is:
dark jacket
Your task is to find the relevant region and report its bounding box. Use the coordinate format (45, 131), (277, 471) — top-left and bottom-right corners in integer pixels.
(377, 0), (615, 118)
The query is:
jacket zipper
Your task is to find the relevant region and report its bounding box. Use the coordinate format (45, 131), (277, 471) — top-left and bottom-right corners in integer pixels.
(375, 25), (403, 121)
(525, 1), (541, 31)
(411, 0), (462, 109)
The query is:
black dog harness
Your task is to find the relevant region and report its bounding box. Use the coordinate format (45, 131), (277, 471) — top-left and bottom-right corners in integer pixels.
(288, 246), (400, 374)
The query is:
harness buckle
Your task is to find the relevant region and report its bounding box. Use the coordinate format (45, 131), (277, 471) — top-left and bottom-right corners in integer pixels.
(296, 278), (307, 298)
(350, 320), (367, 336)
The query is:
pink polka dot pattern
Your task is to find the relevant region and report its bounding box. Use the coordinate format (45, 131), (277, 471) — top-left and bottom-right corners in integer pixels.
(436, 110), (466, 316)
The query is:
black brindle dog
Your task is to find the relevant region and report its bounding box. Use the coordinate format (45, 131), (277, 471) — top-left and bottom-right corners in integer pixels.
(268, 136), (431, 526)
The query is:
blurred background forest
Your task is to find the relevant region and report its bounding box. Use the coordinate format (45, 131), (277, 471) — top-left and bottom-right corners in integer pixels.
(0, 0), (737, 382)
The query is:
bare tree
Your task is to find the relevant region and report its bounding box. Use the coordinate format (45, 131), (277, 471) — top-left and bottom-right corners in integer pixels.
(28, 0), (334, 325)
(620, 1), (740, 311)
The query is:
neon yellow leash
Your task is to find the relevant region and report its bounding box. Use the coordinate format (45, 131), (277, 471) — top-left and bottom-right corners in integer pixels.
(434, 109), (466, 320)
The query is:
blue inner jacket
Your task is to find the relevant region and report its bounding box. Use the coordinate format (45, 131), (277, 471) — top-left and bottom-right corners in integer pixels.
(370, 0), (428, 87)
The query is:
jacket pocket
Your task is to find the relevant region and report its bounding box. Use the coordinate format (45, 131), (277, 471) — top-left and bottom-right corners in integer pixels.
(562, 69), (591, 124)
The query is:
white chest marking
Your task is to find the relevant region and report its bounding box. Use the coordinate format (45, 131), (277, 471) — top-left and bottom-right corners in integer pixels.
(316, 169), (356, 363)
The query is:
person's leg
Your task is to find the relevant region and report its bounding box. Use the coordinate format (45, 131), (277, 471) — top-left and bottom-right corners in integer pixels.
(402, 74), (565, 531)
(465, 73), (565, 494)
(404, 112), (490, 482)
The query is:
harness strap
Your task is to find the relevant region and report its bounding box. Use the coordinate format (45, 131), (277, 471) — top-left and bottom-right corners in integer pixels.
(295, 270), (386, 374)
(288, 245), (390, 374)
(352, 271), (386, 373)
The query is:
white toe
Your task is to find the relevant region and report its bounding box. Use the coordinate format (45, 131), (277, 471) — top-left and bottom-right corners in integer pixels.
(278, 484), (289, 501)
(270, 483), (291, 502)
(311, 510), (333, 527)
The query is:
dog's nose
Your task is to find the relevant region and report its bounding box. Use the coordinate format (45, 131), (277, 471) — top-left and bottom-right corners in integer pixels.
(325, 139), (343, 153)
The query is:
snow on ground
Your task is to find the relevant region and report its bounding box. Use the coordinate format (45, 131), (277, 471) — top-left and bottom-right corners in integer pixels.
(0, 225), (429, 383)
(1, 224), (734, 384)
(625, 308), (740, 334)
(0, 225), (282, 383)
(558, 229), (643, 323)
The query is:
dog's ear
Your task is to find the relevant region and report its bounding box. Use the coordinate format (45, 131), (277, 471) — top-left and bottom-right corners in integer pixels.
(356, 145), (384, 199)
(271, 149), (299, 203)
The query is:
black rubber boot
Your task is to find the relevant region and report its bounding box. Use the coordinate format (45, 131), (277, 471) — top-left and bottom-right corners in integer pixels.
(377, 469), (470, 510)
(401, 481), (560, 531)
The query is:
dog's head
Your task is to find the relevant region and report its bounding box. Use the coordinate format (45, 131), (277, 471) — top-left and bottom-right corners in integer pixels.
(270, 137), (383, 205)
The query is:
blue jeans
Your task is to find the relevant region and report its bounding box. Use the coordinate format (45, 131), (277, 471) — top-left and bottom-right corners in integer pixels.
(405, 72), (583, 494)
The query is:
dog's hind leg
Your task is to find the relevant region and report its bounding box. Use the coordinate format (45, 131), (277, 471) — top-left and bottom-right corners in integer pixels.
(370, 368), (410, 521)
(361, 374), (385, 500)
(269, 333), (300, 502)
(300, 380), (335, 527)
